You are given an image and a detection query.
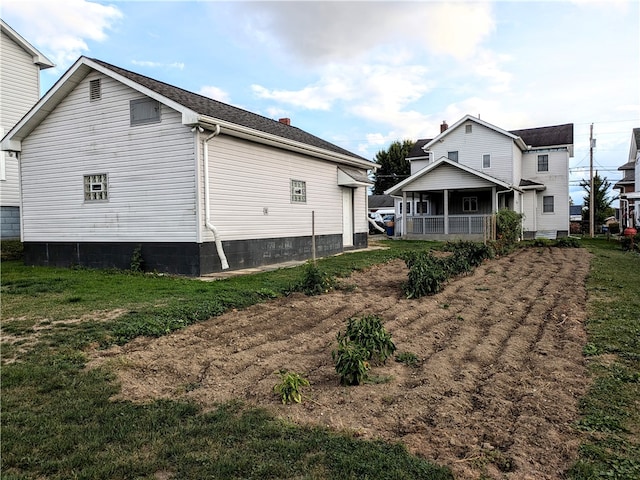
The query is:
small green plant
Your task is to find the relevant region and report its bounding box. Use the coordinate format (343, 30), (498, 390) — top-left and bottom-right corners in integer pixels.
(395, 351), (420, 368)
(555, 236), (581, 248)
(296, 261), (334, 296)
(273, 370), (310, 404)
(332, 337), (370, 386)
(342, 314), (396, 364)
(130, 245), (144, 272)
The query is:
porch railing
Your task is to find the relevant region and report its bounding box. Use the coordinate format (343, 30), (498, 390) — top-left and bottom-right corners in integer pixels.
(405, 214), (493, 235)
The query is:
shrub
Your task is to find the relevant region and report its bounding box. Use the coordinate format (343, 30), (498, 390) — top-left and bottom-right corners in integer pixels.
(130, 245), (144, 272)
(401, 252), (448, 298)
(1, 240), (23, 261)
(341, 314), (396, 364)
(332, 337), (370, 386)
(555, 236), (581, 248)
(620, 233), (640, 252)
(494, 209), (523, 255)
(273, 370), (310, 404)
(296, 261), (334, 296)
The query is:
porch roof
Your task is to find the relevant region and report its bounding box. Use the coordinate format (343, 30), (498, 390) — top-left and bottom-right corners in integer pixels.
(384, 156), (519, 195)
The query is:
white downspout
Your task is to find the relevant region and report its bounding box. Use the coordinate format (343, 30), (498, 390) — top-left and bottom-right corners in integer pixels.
(202, 125), (229, 270)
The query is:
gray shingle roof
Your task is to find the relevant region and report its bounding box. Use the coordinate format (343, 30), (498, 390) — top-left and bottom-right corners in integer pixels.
(91, 58), (368, 162)
(509, 123), (573, 147)
(406, 139), (431, 158)
(634, 127), (640, 148)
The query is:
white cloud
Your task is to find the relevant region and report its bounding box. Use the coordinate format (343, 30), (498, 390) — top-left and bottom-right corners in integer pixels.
(2, 0), (122, 69)
(198, 86), (231, 103)
(233, 2), (495, 65)
(131, 60), (185, 70)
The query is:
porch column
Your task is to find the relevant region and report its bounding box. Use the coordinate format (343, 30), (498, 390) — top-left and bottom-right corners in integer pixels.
(443, 189), (449, 235)
(492, 186), (497, 212)
(402, 191), (407, 239)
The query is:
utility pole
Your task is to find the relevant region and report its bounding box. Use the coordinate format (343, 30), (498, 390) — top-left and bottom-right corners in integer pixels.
(589, 123), (595, 238)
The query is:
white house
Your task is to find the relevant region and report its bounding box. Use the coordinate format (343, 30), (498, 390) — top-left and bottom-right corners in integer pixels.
(614, 127), (640, 229)
(385, 115), (573, 240)
(0, 20), (54, 239)
(1, 56), (374, 275)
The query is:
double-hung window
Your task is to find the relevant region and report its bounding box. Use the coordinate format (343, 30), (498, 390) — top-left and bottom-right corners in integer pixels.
(543, 195), (554, 213)
(482, 154), (491, 168)
(537, 154), (549, 172)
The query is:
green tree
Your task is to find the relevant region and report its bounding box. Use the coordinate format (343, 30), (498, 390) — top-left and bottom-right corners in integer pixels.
(580, 172), (615, 226)
(372, 140), (414, 195)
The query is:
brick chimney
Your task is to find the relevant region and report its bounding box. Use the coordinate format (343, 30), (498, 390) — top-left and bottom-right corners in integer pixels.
(440, 121), (448, 133)
(278, 118), (291, 126)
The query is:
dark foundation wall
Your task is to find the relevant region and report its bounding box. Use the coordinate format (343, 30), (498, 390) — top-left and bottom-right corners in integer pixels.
(23, 233), (359, 276)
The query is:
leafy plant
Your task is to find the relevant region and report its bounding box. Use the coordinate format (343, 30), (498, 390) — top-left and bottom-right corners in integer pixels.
(555, 236), (581, 248)
(332, 337), (370, 386)
(273, 370), (310, 404)
(341, 314), (396, 364)
(401, 252), (448, 298)
(494, 209), (523, 255)
(395, 351), (420, 368)
(295, 261), (334, 296)
(130, 245), (144, 272)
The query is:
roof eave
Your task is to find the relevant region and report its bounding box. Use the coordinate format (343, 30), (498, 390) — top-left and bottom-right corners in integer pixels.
(1, 20), (54, 69)
(197, 116), (375, 170)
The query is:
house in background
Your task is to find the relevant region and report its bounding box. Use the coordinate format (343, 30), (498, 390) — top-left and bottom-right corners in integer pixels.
(0, 19), (54, 239)
(1, 56), (374, 275)
(386, 115), (573, 240)
(367, 194), (394, 214)
(614, 127), (639, 229)
(569, 204), (584, 234)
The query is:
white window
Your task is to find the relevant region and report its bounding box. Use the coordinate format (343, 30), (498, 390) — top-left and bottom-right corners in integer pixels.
(543, 195), (554, 213)
(130, 98), (161, 126)
(290, 179), (306, 203)
(448, 151), (459, 162)
(538, 154), (549, 172)
(465, 124), (472, 134)
(84, 174), (108, 201)
(462, 197), (478, 212)
(89, 79), (101, 101)
(482, 154), (491, 168)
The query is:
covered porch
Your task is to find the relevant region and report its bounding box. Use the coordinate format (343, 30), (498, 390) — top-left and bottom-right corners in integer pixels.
(394, 188), (506, 241)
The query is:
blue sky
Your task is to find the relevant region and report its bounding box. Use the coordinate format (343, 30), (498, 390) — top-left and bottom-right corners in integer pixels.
(3, 0), (639, 205)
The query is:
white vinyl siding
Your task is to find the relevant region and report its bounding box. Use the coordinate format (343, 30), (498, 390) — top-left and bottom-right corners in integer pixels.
(1, 30), (41, 207)
(20, 74), (197, 242)
(407, 164), (496, 192)
(203, 135), (368, 242)
(428, 122), (515, 184)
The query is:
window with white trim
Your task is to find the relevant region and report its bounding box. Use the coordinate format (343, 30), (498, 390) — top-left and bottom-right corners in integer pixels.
(130, 98), (161, 126)
(482, 154), (491, 168)
(290, 179), (306, 203)
(537, 154), (549, 172)
(465, 124), (472, 134)
(462, 196), (478, 212)
(84, 174), (108, 201)
(543, 195), (554, 213)
(448, 151), (459, 162)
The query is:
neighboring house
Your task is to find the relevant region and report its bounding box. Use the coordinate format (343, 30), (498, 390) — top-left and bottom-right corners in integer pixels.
(1, 56), (374, 275)
(0, 20), (54, 239)
(385, 115), (573, 240)
(614, 127), (639, 229)
(367, 194), (394, 214)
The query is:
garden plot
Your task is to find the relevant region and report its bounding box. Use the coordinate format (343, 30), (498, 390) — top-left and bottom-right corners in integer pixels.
(90, 247), (591, 479)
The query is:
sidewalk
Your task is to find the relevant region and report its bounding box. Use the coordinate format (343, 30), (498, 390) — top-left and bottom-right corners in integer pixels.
(198, 242), (387, 281)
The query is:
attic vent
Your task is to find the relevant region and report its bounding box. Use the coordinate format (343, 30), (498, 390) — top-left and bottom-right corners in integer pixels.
(89, 79), (101, 101)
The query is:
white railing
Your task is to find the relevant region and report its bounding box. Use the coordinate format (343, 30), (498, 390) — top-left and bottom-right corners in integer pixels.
(405, 215), (492, 235)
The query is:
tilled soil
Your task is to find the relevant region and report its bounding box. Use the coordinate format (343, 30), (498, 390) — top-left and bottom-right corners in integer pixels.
(89, 247), (592, 479)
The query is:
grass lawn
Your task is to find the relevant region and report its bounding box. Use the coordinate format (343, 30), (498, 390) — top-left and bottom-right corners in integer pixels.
(1, 237), (638, 479)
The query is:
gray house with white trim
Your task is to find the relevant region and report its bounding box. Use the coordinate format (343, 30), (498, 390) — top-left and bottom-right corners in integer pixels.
(1, 56), (374, 275)
(386, 115), (573, 240)
(0, 20), (54, 239)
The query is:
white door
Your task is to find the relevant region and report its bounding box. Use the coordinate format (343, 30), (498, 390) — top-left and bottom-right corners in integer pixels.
(342, 188), (353, 247)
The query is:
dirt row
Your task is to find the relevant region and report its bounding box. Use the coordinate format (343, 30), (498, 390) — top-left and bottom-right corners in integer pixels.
(89, 247), (592, 479)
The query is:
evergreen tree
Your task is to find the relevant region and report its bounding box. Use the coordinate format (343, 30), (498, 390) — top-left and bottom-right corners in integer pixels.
(580, 172), (615, 226)
(372, 140), (414, 195)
